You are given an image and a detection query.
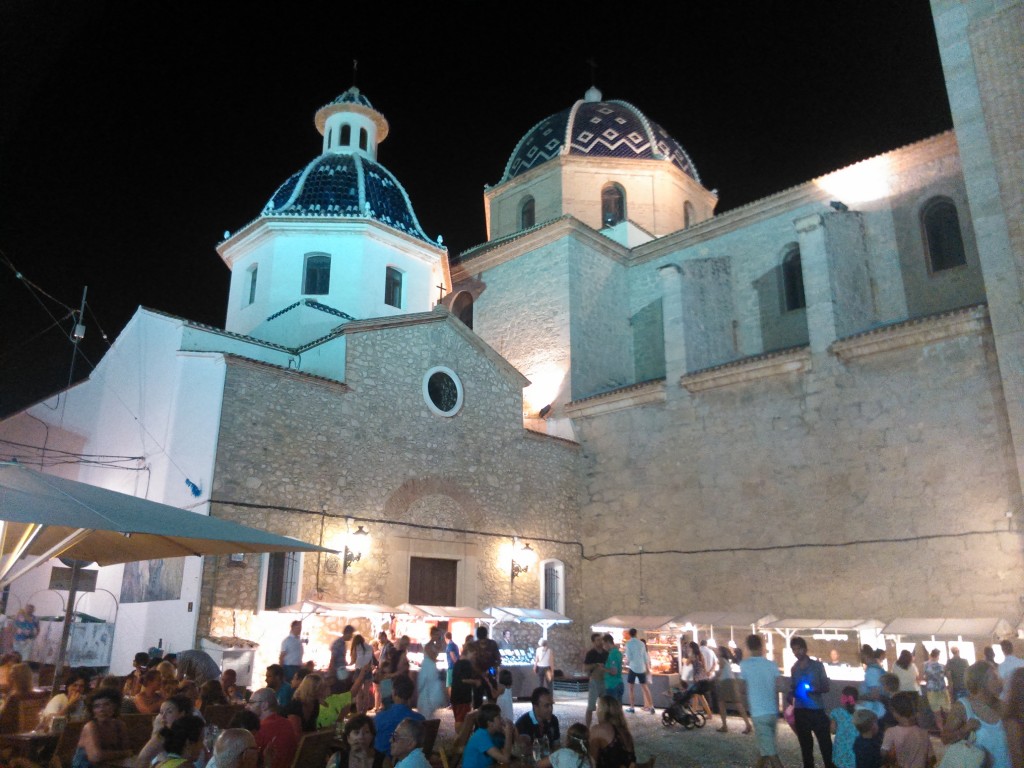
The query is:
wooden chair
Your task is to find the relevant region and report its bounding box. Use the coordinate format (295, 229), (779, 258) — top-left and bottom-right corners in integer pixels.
(202, 704), (244, 728)
(16, 695), (47, 732)
(50, 720), (85, 768)
(288, 728), (335, 768)
(121, 713), (156, 753)
(422, 719), (440, 758)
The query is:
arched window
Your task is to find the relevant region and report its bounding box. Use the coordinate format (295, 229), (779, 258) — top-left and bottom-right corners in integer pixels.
(359, 128), (368, 151)
(327, 128), (333, 148)
(520, 197), (535, 229)
(340, 124), (351, 146)
(601, 183), (626, 226)
(451, 291), (474, 329)
(684, 201), (696, 229)
(782, 245), (806, 311)
(922, 198), (967, 272)
(303, 253), (331, 295)
(539, 559), (565, 614)
(384, 266), (403, 308)
(246, 264), (258, 306)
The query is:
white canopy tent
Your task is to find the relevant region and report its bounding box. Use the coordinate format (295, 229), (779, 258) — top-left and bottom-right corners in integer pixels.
(485, 607), (571, 640)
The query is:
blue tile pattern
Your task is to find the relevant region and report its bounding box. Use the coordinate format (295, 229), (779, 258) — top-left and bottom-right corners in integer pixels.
(501, 99), (699, 183)
(322, 86), (374, 110)
(262, 154), (432, 243)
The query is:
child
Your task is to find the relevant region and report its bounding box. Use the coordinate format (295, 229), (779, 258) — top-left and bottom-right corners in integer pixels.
(853, 709), (883, 768)
(537, 722), (589, 768)
(831, 686), (859, 768)
(495, 669), (514, 723)
(880, 691), (934, 768)
(462, 703), (514, 768)
(878, 673), (901, 735)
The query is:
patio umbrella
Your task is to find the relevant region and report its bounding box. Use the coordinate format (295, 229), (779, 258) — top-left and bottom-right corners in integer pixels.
(0, 462), (334, 687)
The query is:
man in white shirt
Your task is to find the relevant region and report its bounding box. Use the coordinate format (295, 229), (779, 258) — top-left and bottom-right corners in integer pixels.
(279, 620), (303, 681)
(740, 634), (783, 768)
(999, 639), (1024, 699)
(624, 628), (654, 714)
(700, 639), (719, 679)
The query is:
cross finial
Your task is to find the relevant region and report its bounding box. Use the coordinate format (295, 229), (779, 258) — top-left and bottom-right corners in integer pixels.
(436, 283), (446, 303)
(352, 59), (358, 87)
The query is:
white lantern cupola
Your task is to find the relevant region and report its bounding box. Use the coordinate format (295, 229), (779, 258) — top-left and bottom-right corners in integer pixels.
(315, 86), (389, 160)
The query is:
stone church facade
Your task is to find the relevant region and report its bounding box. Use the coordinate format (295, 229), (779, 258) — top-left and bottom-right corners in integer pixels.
(1, 0), (1021, 674)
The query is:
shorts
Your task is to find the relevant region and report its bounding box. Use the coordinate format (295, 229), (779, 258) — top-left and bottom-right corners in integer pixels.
(752, 713), (779, 756)
(452, 703), (471, 724)
(627, 670), (647, 684)
(446, 669), (453, 688)
(606, 682), (624, 703)
(927, 690), (950, 712)
(587, 679), (606, 711)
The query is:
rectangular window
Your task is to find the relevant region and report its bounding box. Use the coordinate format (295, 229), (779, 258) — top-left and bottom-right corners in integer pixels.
(247, 266), (258, 306)
(384, 267), (403, 308)
(543, 562), (561, 611)
(303, 253), (331, 295)
(409, 557), (457, 605)
(261, 552), (302, 611)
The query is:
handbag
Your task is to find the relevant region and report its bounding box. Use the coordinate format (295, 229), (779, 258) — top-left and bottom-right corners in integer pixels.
(937, 734), (986, 768)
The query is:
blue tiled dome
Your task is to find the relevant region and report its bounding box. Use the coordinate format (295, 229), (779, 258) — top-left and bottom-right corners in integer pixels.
(263, 154), (432, 243)
(321, 86), (375, 111)
(502, 94), (700, 184)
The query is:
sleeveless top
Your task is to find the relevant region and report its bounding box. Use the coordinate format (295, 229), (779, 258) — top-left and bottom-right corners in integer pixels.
(960, 698), (1010, 768)
(595, 731), (635, 768)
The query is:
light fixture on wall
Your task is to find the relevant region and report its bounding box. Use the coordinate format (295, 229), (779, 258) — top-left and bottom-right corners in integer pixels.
(343, 523), (370, 574)
(509, 537), (537, 596)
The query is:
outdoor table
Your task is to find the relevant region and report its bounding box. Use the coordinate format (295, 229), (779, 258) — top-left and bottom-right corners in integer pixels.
(0, 731), (59, 763)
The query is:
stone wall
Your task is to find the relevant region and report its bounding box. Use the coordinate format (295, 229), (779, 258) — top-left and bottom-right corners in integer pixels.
(573, 309), (1024, 630)
(202, 316), (585, 671)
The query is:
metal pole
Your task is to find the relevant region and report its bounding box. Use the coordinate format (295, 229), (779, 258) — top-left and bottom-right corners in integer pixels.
(50, 560), (80, 695)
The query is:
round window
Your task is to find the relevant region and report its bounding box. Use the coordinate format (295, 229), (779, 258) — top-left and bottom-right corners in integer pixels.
(423, 366), (464, 417)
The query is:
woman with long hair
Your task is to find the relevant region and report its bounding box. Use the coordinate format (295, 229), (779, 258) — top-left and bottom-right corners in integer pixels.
(43, 671), (89, 727)
(589, 695), (636, 768)
(197, 680), (228, 713)
(326, 713), (377, 768)
(686, 641), (713, 717)
(537, 722), (590, 768)
(0, 663), (44, 733)
(1003, 668), (1024, 768)
(73, 689), (131, 768)
(286, 673), (321, 736)
(942, 661), (1010, 768)
(349, 635), (374, 713)
(892, 649), (921, 695)
(135, 694), (195, 768)
(134, 670), (165, 715)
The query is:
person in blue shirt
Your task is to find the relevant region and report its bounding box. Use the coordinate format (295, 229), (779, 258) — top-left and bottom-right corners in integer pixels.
(462, 704), (514, 768)
(372, 675), (424, 760)
(788, 636), (833, 768)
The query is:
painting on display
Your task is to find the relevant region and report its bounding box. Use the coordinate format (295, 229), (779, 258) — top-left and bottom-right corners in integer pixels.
(120, 558), (185, 603)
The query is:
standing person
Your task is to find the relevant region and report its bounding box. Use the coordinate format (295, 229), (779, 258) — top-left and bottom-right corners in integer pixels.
(444, 632), (459, 697)
(13, 605), (39, 661)
(474, 626), (501, 700)
(858, 645), (887, 719)
(415, 634), (447, 720)
(892, 650), (920, 696)
(1001, 640), (1024, 699)
(280, 621), (303, 683)
(602, 634), (624, 704)
(584, 633), (608, 728)
(788, 636), (833, 768)
(942, 661), (1010, 768)
(852, 710), (883, 768)
(830, 687), (859, 768)
(700, 639), (720, 682)
(716, 645), (752, 733)
(947, 646), (969, 702)
(535, 639), (554, 694)
(881, 692), (934, 768)
(922, 648), (949, 730)
(329, 625), (356, 690)
(350, 634), (374, 714)
(450, 644), (481, 725)
(740, 634), (784, 768)
(624, 629), (653, 715)
(686, 641), (714, 717)
(1003, 668), (1024, 768)
(499, 630), (514, 651)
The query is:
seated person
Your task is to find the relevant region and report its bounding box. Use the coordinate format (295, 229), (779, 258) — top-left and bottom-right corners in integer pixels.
(0, 662), (46, 733)
(152, 715), (205, 768)
(198, 680), (229, 713)
(44, 671), (89, 727)
(134, 670), (166, 715)
(135, 695), (196, 768)
(326, 714), (377, 768)
(515, 687), (560, 752)
(462, 704), (514, 768)
(74, 688), (132, 768)
(537, 723), (591, 768)
(284, 674), (321, 735)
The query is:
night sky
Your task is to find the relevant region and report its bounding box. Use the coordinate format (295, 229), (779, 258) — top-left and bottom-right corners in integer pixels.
(0, 1), (952, 418)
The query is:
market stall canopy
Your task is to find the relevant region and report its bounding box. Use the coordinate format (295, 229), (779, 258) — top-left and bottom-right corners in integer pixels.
(763, 618), (886, 631)
(592, 615), (678, 632)
(485, 607), (571, 639)
(0, 462), (331, 586)
(279, 600), (404, 617)
(397, 604), (491, 620)
(673, 612), (777, 629)
(882, 618), (1014, 638)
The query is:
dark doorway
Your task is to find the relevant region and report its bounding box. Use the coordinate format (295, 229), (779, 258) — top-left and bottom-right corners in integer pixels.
(409, 557), (458, 604)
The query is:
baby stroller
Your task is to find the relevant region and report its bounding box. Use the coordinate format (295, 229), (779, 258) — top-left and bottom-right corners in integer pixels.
(661, 685), (707, 729)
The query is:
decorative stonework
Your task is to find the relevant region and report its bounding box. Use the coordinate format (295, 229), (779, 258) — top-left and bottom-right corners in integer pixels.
(830, 304), (989, 361)
(680, 346), (811, 392)
(565, 379), (666, 418)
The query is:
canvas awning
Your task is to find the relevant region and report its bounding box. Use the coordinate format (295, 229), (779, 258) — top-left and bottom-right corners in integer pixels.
(591, 615), (678, 632)
(397, 604), (491, 620)
(0, 462), (332, 586)
(762, 618), (886, 631)
(672, 612), (777, 629)
(279, 600), (404, 617)
(882, 618), (1014, 638)
(485, 607), (571, 640)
